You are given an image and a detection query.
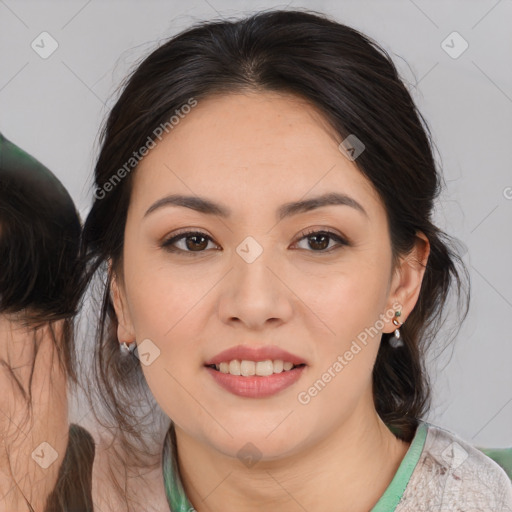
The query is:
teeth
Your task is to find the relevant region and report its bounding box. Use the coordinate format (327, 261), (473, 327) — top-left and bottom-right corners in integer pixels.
(241, 360), (255, 376)
(229, 360), (241, 375)
(256, 360), (273, 376)
(273, 360), (284, 373)
(214, 359), (299, 376)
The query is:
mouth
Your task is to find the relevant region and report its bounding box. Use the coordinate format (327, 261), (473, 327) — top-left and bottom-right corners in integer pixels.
(204, 361), (308, 398)
(205, 361), (307, 377)
(203, 345), (308, 397)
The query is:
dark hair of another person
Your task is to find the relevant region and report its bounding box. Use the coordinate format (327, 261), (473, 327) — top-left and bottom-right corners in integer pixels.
(0, 133), (82, 342)
(79, 8), (470, 508)
(0, 133), (94, 512)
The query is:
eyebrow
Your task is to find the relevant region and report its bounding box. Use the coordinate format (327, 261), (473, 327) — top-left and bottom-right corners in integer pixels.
(144, 192), (368, 221)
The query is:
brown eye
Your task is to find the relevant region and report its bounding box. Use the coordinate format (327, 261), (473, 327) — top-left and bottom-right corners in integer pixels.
(161, 231), (219, 254)
(293, 229), (348, 252)
(308, 233), (330, 251)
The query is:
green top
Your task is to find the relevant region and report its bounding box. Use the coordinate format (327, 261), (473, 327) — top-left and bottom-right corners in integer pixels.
(163, 421), (429, 512)
(478, 446), (512, 481)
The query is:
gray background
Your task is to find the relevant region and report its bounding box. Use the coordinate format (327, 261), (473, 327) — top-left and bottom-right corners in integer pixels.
(1, 0), (511, 447)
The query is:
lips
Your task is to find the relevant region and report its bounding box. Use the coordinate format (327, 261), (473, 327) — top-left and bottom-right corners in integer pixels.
(205, 364), (306, 398)
(204, 344), (308, 367)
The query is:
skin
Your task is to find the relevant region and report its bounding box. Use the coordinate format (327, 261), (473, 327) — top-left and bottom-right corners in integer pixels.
(0, 316), (68, 512)
(111, 91), (430, 512)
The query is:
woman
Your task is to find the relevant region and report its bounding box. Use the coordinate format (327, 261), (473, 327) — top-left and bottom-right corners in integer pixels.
(0, 132), (94, 512)
(79, 9), (512, 511)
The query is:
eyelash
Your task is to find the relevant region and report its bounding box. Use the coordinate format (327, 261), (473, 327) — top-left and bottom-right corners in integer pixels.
(160, 228), (349, 256)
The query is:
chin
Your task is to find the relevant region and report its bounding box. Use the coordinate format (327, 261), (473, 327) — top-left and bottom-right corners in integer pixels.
(205, 428), (305, 463)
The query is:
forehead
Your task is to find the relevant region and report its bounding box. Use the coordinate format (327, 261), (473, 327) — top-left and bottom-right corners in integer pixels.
(132, 91), (382, 219)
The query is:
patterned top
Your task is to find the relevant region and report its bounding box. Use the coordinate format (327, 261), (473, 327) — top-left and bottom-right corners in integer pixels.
(163, 421), (512, 511)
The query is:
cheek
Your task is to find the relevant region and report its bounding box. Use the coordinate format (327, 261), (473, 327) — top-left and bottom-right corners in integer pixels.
(294, 264), (389, 399)
(123, 240), (212, 339)
(123, 255), (214, 401)
(295, 260), (389, 343)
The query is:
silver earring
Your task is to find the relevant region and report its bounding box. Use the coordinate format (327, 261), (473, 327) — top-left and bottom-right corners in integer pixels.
(121, 341), (136, 354)
(389, 311), (404, 348)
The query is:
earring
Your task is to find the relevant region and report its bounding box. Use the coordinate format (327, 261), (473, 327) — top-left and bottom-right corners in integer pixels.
(121, 341), (136, 354)
(389, 311), (404, 348)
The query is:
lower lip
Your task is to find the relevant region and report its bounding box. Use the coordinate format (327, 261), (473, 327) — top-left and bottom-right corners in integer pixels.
(205, 365), (306, 398)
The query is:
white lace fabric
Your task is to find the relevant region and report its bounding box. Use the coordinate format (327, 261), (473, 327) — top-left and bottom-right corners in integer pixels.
(396, 423), (512, 511)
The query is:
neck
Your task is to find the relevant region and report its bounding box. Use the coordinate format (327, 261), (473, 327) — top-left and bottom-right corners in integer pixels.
(174, 395), (412, 512)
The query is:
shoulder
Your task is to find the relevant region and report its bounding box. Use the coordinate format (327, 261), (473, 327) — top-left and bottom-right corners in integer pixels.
(396, 421), (512, 511)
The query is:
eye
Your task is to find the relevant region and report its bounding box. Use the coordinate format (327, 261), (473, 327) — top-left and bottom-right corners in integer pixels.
(292, 228), (349, 252)
(160, 230), (220, 255)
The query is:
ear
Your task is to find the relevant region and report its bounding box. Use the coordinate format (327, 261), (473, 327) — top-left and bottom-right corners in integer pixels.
(108, 259), (136, 344)
(383, 231), (430, 333)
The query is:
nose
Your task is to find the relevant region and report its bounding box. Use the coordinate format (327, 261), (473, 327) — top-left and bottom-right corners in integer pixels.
(217, 243), (293, 331)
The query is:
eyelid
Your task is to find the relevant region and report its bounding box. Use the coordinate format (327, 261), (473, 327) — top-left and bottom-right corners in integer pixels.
(162, 227), (212, 242)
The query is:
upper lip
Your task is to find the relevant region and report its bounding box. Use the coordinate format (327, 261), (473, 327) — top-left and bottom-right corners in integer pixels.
(204, 345), (307, 366)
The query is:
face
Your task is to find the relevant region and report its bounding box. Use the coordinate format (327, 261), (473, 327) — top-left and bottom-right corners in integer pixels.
(111, 91), (428, 460)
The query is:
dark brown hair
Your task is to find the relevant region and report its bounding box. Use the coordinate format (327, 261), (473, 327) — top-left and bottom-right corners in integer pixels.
(80, 8), (470, 508)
